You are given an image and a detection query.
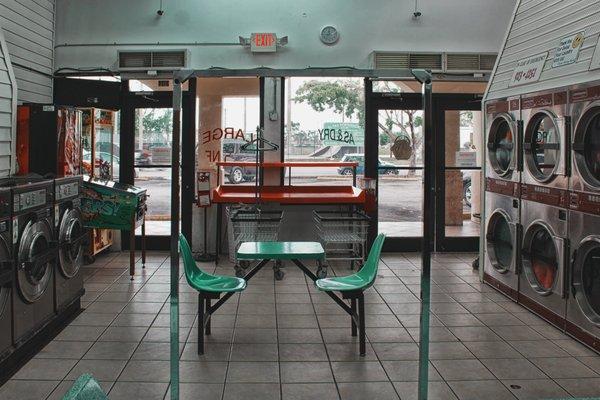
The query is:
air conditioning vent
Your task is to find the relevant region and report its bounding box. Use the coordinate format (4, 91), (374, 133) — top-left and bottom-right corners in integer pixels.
(374, 53), (410, 69)
(373, 51), (496, 74)
(447, 53), (497, 72)
(409, 53), (443, 70)
(118, 50), (187, 71)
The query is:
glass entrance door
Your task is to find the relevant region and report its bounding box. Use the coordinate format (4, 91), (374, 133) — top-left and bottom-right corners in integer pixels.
(134, 107), (174, 236)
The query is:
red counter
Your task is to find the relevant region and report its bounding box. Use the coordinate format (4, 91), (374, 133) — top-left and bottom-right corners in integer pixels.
(212, 185), (365, 205)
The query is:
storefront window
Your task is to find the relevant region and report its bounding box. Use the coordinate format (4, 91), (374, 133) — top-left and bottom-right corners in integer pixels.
(284, 77), (364, 185)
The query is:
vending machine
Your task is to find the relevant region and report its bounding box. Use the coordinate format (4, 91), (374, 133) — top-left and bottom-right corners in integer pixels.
(16, 104), (82, 177)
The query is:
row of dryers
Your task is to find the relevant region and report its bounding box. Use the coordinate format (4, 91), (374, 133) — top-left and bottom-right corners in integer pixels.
(0, 176), (85, 364)
(484, 80), (600, 351)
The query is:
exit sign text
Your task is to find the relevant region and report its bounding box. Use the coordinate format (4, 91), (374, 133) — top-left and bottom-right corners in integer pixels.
(251, 33), (277, 52)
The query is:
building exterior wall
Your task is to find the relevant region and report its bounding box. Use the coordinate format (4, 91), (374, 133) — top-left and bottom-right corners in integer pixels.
(0, 0), (55, 103)
(0, 22), (16, 177)
(486, 0), (600, 101)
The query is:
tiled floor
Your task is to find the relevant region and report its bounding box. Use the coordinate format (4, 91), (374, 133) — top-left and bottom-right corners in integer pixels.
(2, 251), (600, 400)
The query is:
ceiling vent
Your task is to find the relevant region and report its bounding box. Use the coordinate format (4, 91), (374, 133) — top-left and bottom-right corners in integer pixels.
(118, 50), (188, 71)
(446, 53), (497, 73)
(374, 52), (496, 74)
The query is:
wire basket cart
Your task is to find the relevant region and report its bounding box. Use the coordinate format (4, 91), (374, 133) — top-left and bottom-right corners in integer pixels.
(227, 206), (285, 279)
(314, 210), (370, 271)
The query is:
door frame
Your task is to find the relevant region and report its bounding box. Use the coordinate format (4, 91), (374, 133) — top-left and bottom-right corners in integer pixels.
(120, 83), (195, 250)
(365, 85), (482, 252)
(434, 94), (482, 252)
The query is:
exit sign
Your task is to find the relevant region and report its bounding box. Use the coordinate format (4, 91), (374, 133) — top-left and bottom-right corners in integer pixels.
(251, 33), (277, 52)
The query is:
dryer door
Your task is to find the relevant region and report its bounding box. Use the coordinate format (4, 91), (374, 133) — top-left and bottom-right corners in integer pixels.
(572, 237), (600, 326)
(524, 111), (569, 182)
(522, 222), (561, 296)
(487, 114), (519, 177)
(0, 233), (11, 319)
(573, 106), (600, 189)
(17, 219), (54, 303)
(486, 209), (517, 274)
(58, 208), (84, 278)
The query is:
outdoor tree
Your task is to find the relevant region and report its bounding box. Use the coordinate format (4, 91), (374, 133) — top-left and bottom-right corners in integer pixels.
(294, 80), (423, 172)
(137, 109), (173, 146)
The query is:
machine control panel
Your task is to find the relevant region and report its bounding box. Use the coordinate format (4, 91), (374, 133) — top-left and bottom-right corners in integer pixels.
(0, 190), (11, 217)
(13, 189), (47, 212)
(56, 182), (79, 201)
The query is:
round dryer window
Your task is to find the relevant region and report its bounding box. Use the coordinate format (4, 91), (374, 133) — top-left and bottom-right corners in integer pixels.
(17, 220), (54, 303)
(58, 208), (84, 278)
(574, 106), (600, 188)
(523, 224), (558, 294)
(525, 112), (560, 181)
(573, 238), (600, 324)
(488, 116), (516, 176)
(486, 211), (514, 273)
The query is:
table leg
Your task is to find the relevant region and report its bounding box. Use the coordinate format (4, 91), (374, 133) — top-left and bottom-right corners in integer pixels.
(129, 216), (135, 279)
(141, 217), (146, 268)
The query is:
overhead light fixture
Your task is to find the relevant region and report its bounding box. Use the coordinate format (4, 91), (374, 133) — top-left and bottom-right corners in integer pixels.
(412, 0), (422, 20)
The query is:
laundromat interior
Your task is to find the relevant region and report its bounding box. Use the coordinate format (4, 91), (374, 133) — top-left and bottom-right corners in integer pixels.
(2, 1), (600, 399)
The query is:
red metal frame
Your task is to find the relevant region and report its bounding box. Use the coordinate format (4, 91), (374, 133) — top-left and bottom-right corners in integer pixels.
(212, 185), (365, 204)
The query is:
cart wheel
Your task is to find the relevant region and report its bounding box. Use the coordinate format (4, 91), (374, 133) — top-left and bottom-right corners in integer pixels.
(274, 269), (285, 281)
(84, 255), (95, 265)
(317, 267), (328, 279)
(234, 265), (245, 278)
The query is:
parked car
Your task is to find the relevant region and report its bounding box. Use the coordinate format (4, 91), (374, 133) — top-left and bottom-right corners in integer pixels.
(222, 139), (257, 184)
(337, 154), (399, 175)
(135, 149), (153, 166)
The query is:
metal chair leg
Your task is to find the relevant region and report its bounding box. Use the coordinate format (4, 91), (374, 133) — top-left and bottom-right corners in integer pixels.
(205, 298), (211, 335)
(351, 298), (357, 337)
(198, 294), (205, 355)
(358, 293), (366, 356)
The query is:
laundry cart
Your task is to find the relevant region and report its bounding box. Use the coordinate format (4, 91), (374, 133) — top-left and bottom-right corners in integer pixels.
(314, 210), (370, 271)
(227, 207), (284, 279)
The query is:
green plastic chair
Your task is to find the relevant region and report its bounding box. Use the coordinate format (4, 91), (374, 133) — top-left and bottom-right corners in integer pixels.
(179, 234), (246, 354)
(315, 233), (386, 355)
(62, 374), (108, 400)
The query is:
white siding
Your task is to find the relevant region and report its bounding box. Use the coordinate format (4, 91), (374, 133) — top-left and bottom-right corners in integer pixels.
(486, 0), (600, 101)
(0, 23), (16, 177)
(0, 0), (54, 103)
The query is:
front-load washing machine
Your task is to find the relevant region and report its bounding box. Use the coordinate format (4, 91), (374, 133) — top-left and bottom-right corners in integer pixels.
(484, 191), (521, 300)
(0, 187), (13, 361)
(521, 88), (571, 207)
(485, 96), (522, 197)
(519, 199), (568, 326)
(569, 81), (600, 212)
(566, 208), (600, 351)
(11, 180), (56, 346)
(54, 176), (85, 312)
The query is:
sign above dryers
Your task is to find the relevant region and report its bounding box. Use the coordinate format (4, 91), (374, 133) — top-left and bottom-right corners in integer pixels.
(509, 52), (547, 87)
(553, 32), (585, 68)
(590, 36), (600, 71)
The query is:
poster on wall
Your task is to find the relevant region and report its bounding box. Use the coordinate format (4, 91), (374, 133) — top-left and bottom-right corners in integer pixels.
(320, 122), (364, 147)
(553, 32), (585, 68)
(509, 52), (547, 87)
(197, 170), (211, 207)
(590, 36), (600, 71)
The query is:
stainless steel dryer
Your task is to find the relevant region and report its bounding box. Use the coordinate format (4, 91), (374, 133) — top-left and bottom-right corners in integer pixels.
(566, 208), (600, 352)
(521, 89), (570, 207)
(485, 96), (522, 197)
(569, 81), (600, 209)
(0, 187), (13, 361)
(519, 199), (568, 325)
(484, 192), (521, 300)
(11, 180), (56, 346)
(54, 176), (85, 312)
